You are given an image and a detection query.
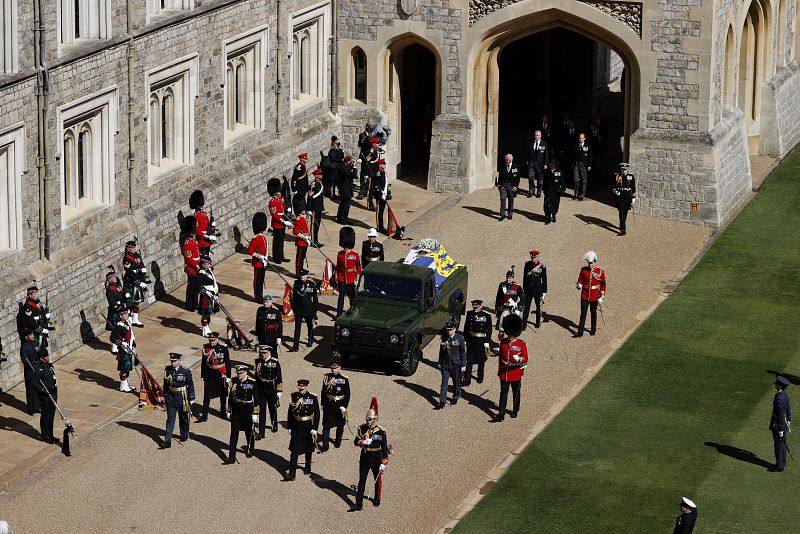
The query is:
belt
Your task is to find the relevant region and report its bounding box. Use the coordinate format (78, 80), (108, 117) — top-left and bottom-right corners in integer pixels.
(234, 398), (254, 404)
(294, 415), (314, 422)
(590, 285), (601, 289)
(469, 333), (487, 338)
(346, 268), (356, 272)
(327, 394), (345, 402)
(169, 386), (187, 393)
(258, 377), (277, 382)
(363, 447), (382, 452)
(366, 255), (380, 259)
(209, 363), (224, 370)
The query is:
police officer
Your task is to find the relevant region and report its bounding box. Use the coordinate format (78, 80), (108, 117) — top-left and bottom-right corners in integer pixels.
(291, 269), (319, 352)
(575, 251), (606, 337)
(495, 270), (525, 334)
(320, 360), (350, 452)
(198, 332), (230, 422)
(225, 365), (262, 464)
(161, 353), (195, 448)
(613, 162), (637, 235)
(105, 268), (126, 347)
(462, 299), (492, 386)
(291, 153), (310, 196)
(21, 331), (40, 415)
(543, 159), (565, 223)
(285, 379), (320, 480)
(372, 159), (388, 234)
(30, 347), (59, 444)
(17, 285), (52, 349)
(255, 344), (283, 438)
(351, 398), (390, 511)
(572, 133), (592, 201)
(495, 315), (528, 421)
(522, 250), (548, 330)
(110, 308), (136, 393)
(673, 497), (698, 533)
(336, 227), (361, 316)
(435, 321), (466, 410)
(769, 376), (792, 472)
(361, 228), (384, 268)
(497, 154), (520, 221)
(255, 295), (282, 356)
(181, 216), (201, 311)
(527, 130), (549, 198)
(122, 240), (148, 327)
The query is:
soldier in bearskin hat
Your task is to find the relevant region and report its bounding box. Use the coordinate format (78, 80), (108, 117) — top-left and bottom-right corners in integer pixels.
(181, 215), (201, 311)
(268, 177), (293, 264)
(247, 212), (270, 303)
(292, 193), (312, 279)
(494, 314), (528, 422)
(190, 190), (218, 256)
(336, 227), (361, 317)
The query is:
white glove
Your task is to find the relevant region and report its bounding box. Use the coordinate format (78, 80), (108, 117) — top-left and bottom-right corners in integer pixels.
(513, 355), (521, 362)
(461, 366), (466, 372)
(208, 235), (218, 242)
(311, 429), (317, 437)
(361, 438), (373, 446)
(632, 198), (637, 205)
(284, 221), (294, 229)
(614, 191), (620, 196)
(340, 406), (347, 414)
(576, 283), (583, 290)
(379, 464), (386, 472)
(778, 430), (785, 438)
(120, 341), (131, 351)
(140, 267), (147, 273)
(277, 392), (282, 399)
(226, 412), (231, 420)
(304, 236), (312, 244)
(252, 414), (258, 423)
(598, 296), (604, 304)
(483, 342), (490, 348)
(277, 338), (282, 345)
(190, 399), (196, 405)
(125, 293), (131, 298)
(542, 293), (547, 299)
(139, 282), (148, 289)
(260, 255), (269, 264)
(42, 328), (49, 335)
(356, 159), (362, 165)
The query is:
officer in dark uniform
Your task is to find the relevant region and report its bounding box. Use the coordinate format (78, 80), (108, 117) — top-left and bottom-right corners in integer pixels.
(291, 269), (319, 351)
(161, 353), (195, 449)
(673, 497), (697, 533)
(337, 155), (356, 224)
(105, 268), (126, 341)
(495, 270), (525, 334)
(198, 332), (230, 422)
(291, 153), (310, 196)
(361, 228), (384, 268)
(462, 299), (492, 386)
(613, 162), (637, 235)
(522, 250), (548, 329)
(17, 285), (52, 349)
(255, 344), (283, 438)
(497, 154), (520, 221)
(527, 130), (549, 198)
(371, 159), (388, 233)
(357, 125), (374, 200)
(308, 168), (325, 247)
(224, 365), (262, 464)
(542, 159), (565, 223)
(769, 376), (792, 472)
(435, 321), (466, 409)
(122, 240), (149, 327)
(320, 360), (350, 452)
(30, 348), (59, 444)
(285, 379), (320, 480)
(351, 398), (390, 511)
(21, 332), (41, 415)
(572, 133), (592, 201)
(255, 295), (282, 357)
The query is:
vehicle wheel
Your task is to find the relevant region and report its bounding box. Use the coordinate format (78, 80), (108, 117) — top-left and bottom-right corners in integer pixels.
(399, 339), (421, 376)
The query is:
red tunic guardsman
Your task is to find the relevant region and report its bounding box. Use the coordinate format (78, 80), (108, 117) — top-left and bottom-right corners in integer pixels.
(575, 250), (606, 337)
(335, 226), (361, 317)
(190, 190), (217, 256)
(248, 212), (269, 303)
(291, 193), (311, 279)
(181, 216), (201, 311)
(495, 314), (528, 421)
(268, 177), (292, 264)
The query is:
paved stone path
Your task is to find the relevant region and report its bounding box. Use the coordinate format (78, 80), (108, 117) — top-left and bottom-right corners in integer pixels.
(0, 181), (711, 533)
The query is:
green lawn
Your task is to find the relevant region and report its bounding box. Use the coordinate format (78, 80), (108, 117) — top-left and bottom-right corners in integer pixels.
(455, 150), (800, 533)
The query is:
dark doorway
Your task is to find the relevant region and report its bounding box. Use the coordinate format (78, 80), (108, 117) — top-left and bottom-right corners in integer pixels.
(399, 44), (436, 186)
(497, 28), (626, 195)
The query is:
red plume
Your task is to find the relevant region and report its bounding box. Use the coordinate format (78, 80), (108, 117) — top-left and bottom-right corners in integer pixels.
(369, 396), (378, 416)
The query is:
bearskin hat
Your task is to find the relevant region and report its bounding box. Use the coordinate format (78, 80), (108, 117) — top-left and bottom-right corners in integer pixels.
(183, 215), (197, 235)
(339, 226), (356, 249)
(502, 314), (524, 338)
(189, 190), (205, 210)
(292, 193), (307, 215)
(267, 177), (282, 196)
(252, 212), (268, 234)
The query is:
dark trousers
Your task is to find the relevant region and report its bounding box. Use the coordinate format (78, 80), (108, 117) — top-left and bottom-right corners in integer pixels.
(544, 191), (561, 219)
(522, 295), (542, 328)
(311, 210), (322, 244)
(272, 228), (286, 262)
(577, 299), (598, 335)
(293, 315), (314, 347)
(253, 267), (266, 302)
(463, 363), (484, 385)
(185, 274), (199, 311)
(358, 169), (368, 198)
(322, 418), (345, 449)
(228, 412), (254, 461)
(165, 406), (190, 444)
(356, 464), (382, 507)
(257, 394), (278, 434)
(439, 366), (461, 404)
(773, 430), (788, 470)
(201, 385), (227, 419)
(39, 390), (56, 440)
(375, 198), (387, 231)
(289, 451), (313, 476)
(337, 197), (352, 222)
(618, 207), (630, 232)
(295, 247), (308, 279)
(337, 281), (355, 316)
(528, 165), (544, 195)
(573, 164), (588, 198)
(499, 183), (515, 217)
(498, 380), (521, 417)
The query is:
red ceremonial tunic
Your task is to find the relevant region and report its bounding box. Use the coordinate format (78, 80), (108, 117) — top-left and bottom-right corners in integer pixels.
(336, 250), (362, 284)
(577, 266), (606, 302)
(498, 337), (528, 382)
(269, 197), (286, 230)
(195, 209), (212, 248)
(293, 215), (309, 248)
(247, 233), (268, 268)
(182, 237), (200, 275)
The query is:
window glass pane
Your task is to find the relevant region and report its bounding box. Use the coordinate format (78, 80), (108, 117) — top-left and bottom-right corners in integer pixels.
(354, 49), (366, 103)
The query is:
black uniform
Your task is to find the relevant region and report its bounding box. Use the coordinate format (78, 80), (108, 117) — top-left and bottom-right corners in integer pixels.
(227, 374), (262, 462)
(21, 340), (41, 414)
(572, 142), (593, 199)
(361, 239), (384, 268)
(327, 146), (345, 197)
(769, 388), (792, 471)
(542, 165), (565, 222)
(291, 163), (310, 196)
(163, 365), (195, 445)
(613, 171), (637, 234)
(110, 320), (135, 379)
(366, 147), (381, 209)
(308, 179), (324, 245)
(200, 343), (230, 420)
(354, 423), (390, 508)
(527, 139), (549, 197)
(17, 297), (50, 348)
(31, 357), (58, 442)
(463, 309), (492, 386)
(497, 161), (520, 219)
(292, 278), (318, 349)
(122, 251), (148, 311)
(438, 332), (466, 406)
(673, 508), (697, 534)
(321, 372), (350, 450)
(105, 281), (126, 331)
(255, 356), (283, 436)
(522, 261), (548, 328)
(287, 390), (320, 477)
(256, 304), (283, 355)
(337, 164), (356, 224)
(372, 170), (388, 233)
(357, 131), (373, 199)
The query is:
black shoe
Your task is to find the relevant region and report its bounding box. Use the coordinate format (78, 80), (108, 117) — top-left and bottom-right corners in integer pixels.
(552, 216), (556, 223)
(272, 423), (278, 433)
(499, 216), (506, 221)
(290, 345), (299, 352)
(462, 380), (471, 387)
(477, 378), (483, 384)
(534, 323), (540, 329)
(450, 398), (458, 406)
(508, 214), (513, 220)
(620, 230), (626, 236)
(284, 473), (296, 481)
(510, 412), (518, 419)
(159, 442), (172, 449)
(348, 504), (363, 512)
(434, 402), (445, 410)
(368, 206), (376, 211)
(373, 498), (381, 507)
(307, 339), (313, 347)
(545, 219), (550, 225)
(334, 440), (341, 448)
(574, 333), (583, 338)
(589, 331), (596, 336)
(196, 416), (207, 423)
(245, 451), (253, 459)
(492, 414), (505, 422)
(179, 437), (188, 443)
(356, 195), (364, 200)
(318, 446), (328, 454)
(535, 192), (541, 198)
(281, 258), (292, 263)
(768, 466), (785, 472)
(303, 466), (312, 475)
